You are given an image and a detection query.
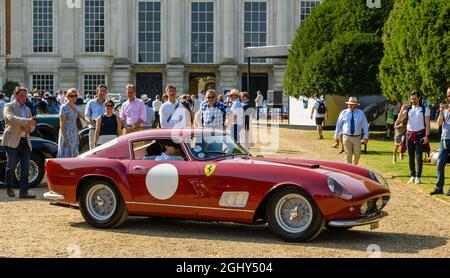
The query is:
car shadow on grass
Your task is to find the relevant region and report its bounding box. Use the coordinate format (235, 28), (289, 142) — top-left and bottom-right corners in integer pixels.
(70, 217), (448, 254)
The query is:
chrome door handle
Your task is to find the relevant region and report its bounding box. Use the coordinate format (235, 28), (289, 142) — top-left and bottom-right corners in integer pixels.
(133, 166), (147, 171)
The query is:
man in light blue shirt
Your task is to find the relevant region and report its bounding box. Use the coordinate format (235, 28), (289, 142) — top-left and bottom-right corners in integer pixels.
(431, 88), (450, 196)
(334, 97), (369, 165)
(155, 140), (185, 161)
(85, 85), (107, 150)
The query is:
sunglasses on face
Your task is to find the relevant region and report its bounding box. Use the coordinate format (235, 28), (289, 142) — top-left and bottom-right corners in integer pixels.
(68, 95), (78, 98)
(105, 104), (114, 108)
(207, 97), (215, 100)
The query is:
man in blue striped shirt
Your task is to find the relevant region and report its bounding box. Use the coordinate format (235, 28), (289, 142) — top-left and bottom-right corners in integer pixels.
(195, 89), (231, 130)
(334, 97), (369, 165)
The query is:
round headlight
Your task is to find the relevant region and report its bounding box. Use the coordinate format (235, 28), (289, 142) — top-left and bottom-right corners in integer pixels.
(370, 170), (389, 188)
(375, 197), (384, 211)
(360, 201), (368, 214)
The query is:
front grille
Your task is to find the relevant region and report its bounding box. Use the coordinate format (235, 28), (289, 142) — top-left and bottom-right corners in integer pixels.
(362, 196), (390, 216)
(365, 199), (378, 215)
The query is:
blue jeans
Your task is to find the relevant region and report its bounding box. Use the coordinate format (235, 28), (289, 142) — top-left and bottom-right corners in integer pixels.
(436, 139), (450, 191)
(5, 139), (31, 195)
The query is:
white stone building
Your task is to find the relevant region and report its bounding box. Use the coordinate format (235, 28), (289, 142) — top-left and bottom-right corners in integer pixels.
(0, 0), (322, 102)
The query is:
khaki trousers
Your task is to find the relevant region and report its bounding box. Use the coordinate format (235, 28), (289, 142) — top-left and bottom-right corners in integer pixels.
(88, 129), (96, 150)
(343, 135), (362, 165)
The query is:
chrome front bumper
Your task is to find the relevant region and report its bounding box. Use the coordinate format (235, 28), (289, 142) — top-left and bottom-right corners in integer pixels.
(327, 211), (388, 228)
(43, 191), (65, 201)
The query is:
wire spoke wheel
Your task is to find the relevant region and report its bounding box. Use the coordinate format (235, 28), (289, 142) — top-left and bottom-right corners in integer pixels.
(85, 184), (117, 222)
(274, 194), (313, 234)
(15, 160), (39, 184)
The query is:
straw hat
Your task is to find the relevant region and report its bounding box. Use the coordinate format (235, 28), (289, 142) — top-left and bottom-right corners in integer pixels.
(141, 94), (149, 102)
(345, 97), (360, 105)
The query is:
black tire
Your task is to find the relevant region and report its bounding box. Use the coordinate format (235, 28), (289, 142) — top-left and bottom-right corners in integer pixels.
(266, 187), (324, 242)
(13, 153), (45, 188)
(79, 134), (90, 154)
(79, 179), (128, 229)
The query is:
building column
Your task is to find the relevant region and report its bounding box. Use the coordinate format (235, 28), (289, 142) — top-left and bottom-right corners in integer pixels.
(275, 0), (289, 45)
(59, 1), (78, 89)
(111, 0), (132, 97)
(6, 0), (25, 85)
(167, 0), (182, 64)
(166, 65), (185, 93)
(218, 65), (239, 95)
(222, 0), (236, 64)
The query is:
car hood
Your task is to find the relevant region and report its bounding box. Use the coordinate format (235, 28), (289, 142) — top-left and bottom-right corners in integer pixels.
(249, 156), (390, 198)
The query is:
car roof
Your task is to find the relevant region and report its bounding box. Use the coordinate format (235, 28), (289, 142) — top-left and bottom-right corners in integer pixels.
(117, 128), (228, 143)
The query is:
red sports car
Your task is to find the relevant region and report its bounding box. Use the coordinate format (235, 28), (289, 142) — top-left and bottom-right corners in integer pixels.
(44, 129), (390, 242)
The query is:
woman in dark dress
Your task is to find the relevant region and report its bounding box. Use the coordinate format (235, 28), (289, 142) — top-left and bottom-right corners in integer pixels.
(94, 99), (123, 147)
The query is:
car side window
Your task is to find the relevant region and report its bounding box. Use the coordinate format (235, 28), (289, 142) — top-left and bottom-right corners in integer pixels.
(132, 139), (188, 161)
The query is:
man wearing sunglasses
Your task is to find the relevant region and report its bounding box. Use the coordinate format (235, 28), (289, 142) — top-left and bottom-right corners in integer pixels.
(431, 88), (450, 196)
(85, 84), (107, 150)
(195, 89), (231, 130)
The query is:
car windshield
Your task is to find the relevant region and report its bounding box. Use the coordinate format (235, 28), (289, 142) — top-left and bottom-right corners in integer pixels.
(186, 133), (250, 160)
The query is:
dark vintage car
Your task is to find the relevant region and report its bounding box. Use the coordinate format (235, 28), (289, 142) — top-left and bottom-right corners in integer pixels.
(32, 114), (90, 154)
(0, 135), (58, 188)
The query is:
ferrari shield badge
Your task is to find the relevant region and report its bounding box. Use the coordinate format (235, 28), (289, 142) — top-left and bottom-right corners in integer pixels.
(205, 164), (217, 177)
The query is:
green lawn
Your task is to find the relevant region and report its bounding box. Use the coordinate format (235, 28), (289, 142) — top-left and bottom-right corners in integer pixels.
(303, 130), (450, 203)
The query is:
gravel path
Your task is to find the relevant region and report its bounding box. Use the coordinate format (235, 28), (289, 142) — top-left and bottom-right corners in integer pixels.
(0, 126), (449, 258)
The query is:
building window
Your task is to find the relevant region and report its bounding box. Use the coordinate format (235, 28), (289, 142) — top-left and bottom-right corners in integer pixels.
(33, 0), (53, 53)
(32, 74), (54, 93)
(300, 0), (321, 23)
(138, 1), (161, 63)
(244, 1), (267, 63)
(85, 0), (105, 53)
(191, 2), (214, 64)
(83, 74), (106, 98)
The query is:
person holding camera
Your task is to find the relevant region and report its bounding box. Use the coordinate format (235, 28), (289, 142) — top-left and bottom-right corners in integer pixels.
(2, 87), (37, 199)
(396, 90), (431, 185)
(430, 88), (450, 196)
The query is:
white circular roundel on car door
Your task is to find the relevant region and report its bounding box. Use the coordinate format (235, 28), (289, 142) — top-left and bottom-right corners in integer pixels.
(145, 164), (179, 200)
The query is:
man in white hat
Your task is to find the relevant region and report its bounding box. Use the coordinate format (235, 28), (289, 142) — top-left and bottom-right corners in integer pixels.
(141, 94), (155, 130)
(334, 97), (369, 165)
(227, 89), (244, 143)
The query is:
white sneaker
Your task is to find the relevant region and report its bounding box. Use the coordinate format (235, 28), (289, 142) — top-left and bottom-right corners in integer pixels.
(407, 177), (415, 184)
(415, 177), (423, 184)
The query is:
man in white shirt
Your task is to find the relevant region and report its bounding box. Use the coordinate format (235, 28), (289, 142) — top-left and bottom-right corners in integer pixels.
(152, 95), (162, 128)
(228, 89), (244, 143)
(395, 90), (431, 185)
(159, 85), (188, 129)
(310, 94), (328, 140)
(255, 91), (264, 120)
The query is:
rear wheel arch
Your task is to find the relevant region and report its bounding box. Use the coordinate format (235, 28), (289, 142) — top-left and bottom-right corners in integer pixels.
(76, 175), (125, 202)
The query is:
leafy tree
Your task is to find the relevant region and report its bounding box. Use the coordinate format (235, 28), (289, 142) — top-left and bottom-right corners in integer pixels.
(379, 0), (450, 102)
(284, 0), (393, 98)
(2, 80), (20, 98)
